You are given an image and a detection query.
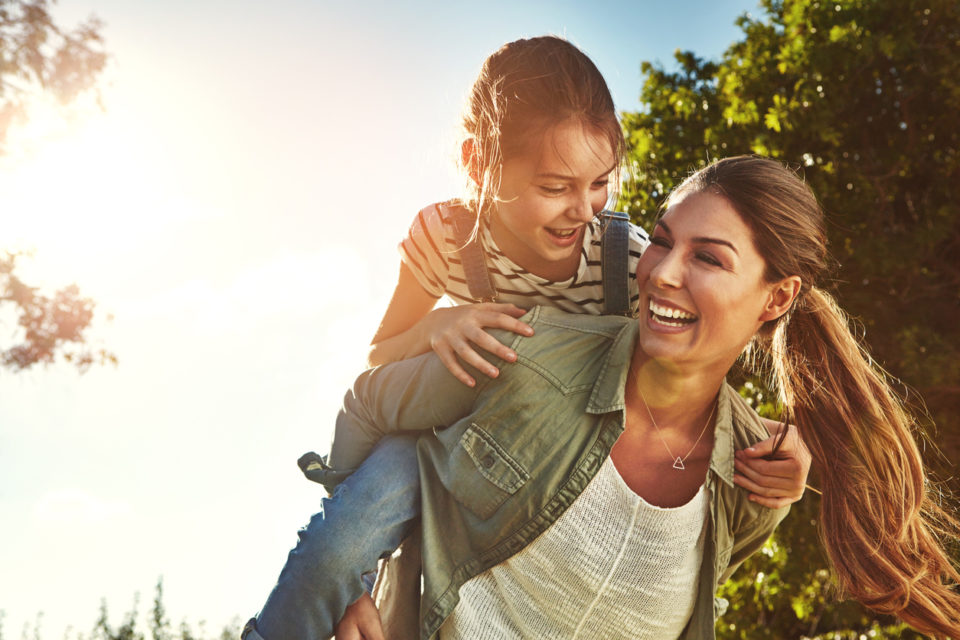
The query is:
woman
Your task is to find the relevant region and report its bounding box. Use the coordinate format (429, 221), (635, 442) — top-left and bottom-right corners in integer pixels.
(328, 156), (960, 639)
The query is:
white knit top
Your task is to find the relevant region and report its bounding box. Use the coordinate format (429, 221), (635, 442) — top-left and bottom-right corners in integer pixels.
(439, 456), (708, 639)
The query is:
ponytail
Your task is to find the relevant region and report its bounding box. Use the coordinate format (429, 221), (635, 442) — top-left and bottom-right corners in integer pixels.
(765, 286), (960, 638)
(671, 155), (960, 636)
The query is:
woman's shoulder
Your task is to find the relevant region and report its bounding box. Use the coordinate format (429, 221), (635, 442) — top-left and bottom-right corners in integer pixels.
(484, 307), (632, 359)
(491, 307), (633, 376)
(721, 383), (775, 448)
(526, 306), (633, 333)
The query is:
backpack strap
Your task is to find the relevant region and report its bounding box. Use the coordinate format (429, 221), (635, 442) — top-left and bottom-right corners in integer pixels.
(599, 210), (632, 316)
(448, 205), (498, 302)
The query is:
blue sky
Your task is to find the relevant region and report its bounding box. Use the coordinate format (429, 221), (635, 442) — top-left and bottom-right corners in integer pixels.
(0, 1), (760, 636)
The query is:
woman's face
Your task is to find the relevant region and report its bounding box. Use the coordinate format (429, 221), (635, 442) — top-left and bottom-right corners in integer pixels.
(636, 190), (790, 373)
(488, 119), (615, 281)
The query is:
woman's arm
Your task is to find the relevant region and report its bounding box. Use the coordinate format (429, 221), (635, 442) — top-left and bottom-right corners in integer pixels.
(369, 262), (533, 386)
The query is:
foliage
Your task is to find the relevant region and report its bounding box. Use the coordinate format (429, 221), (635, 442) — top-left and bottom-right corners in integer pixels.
(1, 2), (111, 371)
(0, 252), (115, 372)
(4, 579), (237, 640)
(0, 0), (106, 151)
(621, 0), (960, 458)
(620, 0), (960, 634)
(716, 501), (926, 639)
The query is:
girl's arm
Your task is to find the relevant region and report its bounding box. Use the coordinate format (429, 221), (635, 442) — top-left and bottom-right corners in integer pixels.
(329, 340), (488, 472)
(733, 420), (812, 508)
(368, 262), (533, 386)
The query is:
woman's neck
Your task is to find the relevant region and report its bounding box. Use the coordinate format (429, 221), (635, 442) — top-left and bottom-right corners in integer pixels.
(625, 351), (725, 436)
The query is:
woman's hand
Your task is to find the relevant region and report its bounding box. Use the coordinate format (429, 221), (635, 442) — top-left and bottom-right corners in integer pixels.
(422, 303), (534, 387)
(733, 421), (812, 509)
(334, 592), (384, 640)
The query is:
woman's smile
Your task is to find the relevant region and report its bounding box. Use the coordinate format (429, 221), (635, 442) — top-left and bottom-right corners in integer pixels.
(647, 297), (698, 330)
(636, 191), (778, 370)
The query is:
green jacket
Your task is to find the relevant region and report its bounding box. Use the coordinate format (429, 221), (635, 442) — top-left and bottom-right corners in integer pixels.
(317, 306), (789, 639)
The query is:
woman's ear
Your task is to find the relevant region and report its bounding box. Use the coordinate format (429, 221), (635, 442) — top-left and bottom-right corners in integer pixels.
(760, 276), (802, 322)
(461, 138), (481, 186)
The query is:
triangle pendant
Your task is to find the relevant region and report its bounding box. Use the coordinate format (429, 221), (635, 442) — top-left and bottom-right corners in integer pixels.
(672, 457), (685, 470)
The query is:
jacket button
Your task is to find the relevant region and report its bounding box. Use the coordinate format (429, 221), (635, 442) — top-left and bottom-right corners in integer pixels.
(481, 454), (495, 469)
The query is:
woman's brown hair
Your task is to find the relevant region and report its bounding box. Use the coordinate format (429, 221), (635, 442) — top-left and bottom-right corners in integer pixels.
(459, 35), (624, 218)
(668, 155), (960, 638)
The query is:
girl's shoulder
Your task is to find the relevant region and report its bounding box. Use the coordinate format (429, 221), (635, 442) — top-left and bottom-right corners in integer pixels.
(405, 201), (479, 247)
(411, 200), (471, 226)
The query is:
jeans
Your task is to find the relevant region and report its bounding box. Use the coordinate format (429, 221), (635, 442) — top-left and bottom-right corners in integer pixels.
(246, 434), (421, 640)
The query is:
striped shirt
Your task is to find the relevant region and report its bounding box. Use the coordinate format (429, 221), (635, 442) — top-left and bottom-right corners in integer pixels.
(398, 202), (649, 315)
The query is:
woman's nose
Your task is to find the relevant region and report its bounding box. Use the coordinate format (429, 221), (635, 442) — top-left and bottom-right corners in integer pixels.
(650, 250), (684, 289)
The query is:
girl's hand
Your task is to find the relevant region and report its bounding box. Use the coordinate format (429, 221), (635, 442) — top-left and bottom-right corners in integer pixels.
(424, 303), (534, 387)
(733, 421), (812, 509)
(334, 592), (384, 640)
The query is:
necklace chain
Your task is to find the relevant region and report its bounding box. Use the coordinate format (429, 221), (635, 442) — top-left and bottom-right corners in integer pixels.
(635, 384), (717, 471)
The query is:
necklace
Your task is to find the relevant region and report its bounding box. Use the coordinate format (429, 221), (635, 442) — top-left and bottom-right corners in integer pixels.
(635, 385), (717, 471)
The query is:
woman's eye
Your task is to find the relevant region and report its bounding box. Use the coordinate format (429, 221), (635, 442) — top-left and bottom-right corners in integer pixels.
(650, 236), (671, 248)
(697, 252), (722, 267)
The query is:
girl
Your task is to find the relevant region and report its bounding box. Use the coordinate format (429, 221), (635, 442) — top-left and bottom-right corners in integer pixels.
(331, 156), (960, 639)
(245, 37), (809, 640)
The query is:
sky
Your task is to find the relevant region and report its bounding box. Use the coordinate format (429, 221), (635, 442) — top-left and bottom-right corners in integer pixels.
(0, 1), (761, 637)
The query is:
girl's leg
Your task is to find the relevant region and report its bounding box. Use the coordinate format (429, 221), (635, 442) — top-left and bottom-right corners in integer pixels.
(247, 434), (421, 640)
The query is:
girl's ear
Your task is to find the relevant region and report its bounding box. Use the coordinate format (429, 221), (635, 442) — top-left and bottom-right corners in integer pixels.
(461, 138), (481, 186)
(760, 276), (802, 322)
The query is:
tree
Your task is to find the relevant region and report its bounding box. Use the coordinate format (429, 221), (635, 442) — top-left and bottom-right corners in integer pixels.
(619, 0), (960, 635)
(0, 252), (115, 371)
(0, 0), (106, 151)
(92, 597), (143, 640)
(1, 1), (111, 372)
(149, 578), (171, 640)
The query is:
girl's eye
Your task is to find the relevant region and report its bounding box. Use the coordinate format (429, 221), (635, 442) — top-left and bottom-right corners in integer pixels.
(539, 186), (565, 195)
(592, 179), (609, 189)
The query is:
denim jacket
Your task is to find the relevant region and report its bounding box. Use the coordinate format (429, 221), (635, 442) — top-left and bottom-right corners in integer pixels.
(312, 306), (789, 639)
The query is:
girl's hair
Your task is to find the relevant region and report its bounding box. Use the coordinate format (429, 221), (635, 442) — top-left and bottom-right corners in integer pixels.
(459, 35), (624, 217)
(667, 155), (960, 638)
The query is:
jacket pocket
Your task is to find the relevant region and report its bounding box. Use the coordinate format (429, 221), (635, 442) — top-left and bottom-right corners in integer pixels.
(447, 423), (530, 520)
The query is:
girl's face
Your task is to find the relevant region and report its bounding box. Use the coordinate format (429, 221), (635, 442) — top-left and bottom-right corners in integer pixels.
(489, 119), (616, 281)
(636, 191), (796, 374)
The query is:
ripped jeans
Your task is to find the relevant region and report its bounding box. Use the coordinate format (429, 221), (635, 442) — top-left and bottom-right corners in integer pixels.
(245, 434), (420, 640)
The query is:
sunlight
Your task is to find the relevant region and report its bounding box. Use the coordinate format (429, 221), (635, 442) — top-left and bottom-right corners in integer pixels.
(1, 96), (209, 291)
(6, 110), (146, 244)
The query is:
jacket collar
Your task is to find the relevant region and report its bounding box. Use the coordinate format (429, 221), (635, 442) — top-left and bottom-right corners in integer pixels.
(585, 320), (736, 488)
